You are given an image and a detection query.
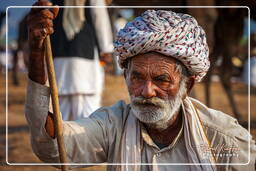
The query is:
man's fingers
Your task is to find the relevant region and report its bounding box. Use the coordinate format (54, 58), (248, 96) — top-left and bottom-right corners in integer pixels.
(31, 1), (59, 19)
(100, 53), (113, 64)
(31, 5), (59, 19)
(30, 27), (54, 40)
(31, 0), (52, 11)
(46, 27), (54, 35)
(31, 29), (45, 40)
(39, 9), (55, 19)
(27, 7), (56, 34)
(27, 0), (58, 51)
(29, 27), (53, 49)
(28, 17), (53, 29)
(27, 9), (53, 24)
(50, 6), (59, 19)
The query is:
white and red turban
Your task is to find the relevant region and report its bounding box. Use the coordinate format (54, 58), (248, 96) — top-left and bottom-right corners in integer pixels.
(114, 10), (209, 82)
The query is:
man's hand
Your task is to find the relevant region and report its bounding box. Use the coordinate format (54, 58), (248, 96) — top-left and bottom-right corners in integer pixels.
(100, 52), (113, 65)
(27, 0), (59, 84)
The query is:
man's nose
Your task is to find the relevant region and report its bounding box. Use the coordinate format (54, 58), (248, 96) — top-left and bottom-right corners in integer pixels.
(141, 81), (156, 99)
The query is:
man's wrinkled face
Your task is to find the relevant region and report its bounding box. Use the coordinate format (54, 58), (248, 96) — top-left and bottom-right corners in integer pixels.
(125, 52), (187, 127)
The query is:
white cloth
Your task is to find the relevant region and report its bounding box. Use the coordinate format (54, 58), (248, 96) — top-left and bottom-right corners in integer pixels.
(54, 56), (104, 120)
(54, 0), (113, 95)
(54, 55), (104, 95)
(63, 0), (86, 40)
(120, 98), (217, 171)
(114, 10), (209, 82)
(54, 0), (113, 119)
(120, 112), (142, 171)
(90, 0), (114, 53)
(182, 98), (216, 170)
(25, 79), (256, 171)
(59, 94), (101, 121)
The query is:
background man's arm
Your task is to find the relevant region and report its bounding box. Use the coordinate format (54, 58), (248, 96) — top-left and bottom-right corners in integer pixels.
(90, 0), (114, 64)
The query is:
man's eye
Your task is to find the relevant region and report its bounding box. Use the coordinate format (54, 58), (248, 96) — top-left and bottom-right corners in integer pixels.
(132, 75), (142, 80)
(155, 78), (167, 82)
(154, 76), (170, 82)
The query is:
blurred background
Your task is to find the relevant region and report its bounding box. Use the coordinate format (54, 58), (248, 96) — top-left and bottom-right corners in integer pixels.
(0, 0), (256, 170)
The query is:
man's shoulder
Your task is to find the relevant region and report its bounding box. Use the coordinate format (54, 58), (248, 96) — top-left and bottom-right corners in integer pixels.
(189, 97), (250, 143)
(189, 97), (256, 165)
(89, 100), (130, 126)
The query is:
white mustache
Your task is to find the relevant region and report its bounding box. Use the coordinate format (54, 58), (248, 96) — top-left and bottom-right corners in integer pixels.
(131, 96), (166, 108)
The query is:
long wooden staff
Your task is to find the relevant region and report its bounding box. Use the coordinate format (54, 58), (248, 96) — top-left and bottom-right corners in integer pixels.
(44, 36), (68, 171)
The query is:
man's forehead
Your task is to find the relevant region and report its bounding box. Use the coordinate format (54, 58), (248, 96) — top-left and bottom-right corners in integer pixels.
(130, 52), (177, 67)
(128, 52), (179, 75)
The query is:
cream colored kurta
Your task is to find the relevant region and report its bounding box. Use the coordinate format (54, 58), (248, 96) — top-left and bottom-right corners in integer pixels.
(25, 79), (256, 171)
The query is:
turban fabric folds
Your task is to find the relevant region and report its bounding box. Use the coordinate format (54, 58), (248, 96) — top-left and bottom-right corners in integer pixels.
(114, 10), (210, 82)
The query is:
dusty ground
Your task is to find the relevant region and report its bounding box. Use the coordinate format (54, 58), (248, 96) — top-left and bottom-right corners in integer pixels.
(0, 71), (255, 170)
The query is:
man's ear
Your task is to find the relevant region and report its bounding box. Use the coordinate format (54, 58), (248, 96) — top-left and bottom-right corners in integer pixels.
(186, 75), (196, 95)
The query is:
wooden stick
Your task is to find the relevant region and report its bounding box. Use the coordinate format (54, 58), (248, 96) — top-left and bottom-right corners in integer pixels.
(44, 36), (68, 171)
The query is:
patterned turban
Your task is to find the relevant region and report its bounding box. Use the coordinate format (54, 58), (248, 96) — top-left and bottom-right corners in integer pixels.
(114, 10), (209, 82)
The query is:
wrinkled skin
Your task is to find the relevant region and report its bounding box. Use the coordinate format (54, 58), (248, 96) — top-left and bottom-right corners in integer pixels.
(27, 0), (59, 84)
(27, 0), (112, 138)
(125, 52), (195, 145)
(27, 0), (112, 85)
(125, 52), (182, 100)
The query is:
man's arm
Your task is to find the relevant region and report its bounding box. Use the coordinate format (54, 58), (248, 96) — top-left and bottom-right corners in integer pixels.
(27, 0), (58, 138)
(25, 0), (109, 165)
(25, 79), (109, 165)
(90, 0), (114, 64)
(27, 0), (58, 85)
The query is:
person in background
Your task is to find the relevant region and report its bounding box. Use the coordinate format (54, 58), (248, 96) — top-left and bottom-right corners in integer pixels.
(49, 0), (113, 120)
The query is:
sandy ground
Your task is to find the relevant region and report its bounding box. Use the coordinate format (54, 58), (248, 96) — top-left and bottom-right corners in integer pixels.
(0, 71), (255, 171)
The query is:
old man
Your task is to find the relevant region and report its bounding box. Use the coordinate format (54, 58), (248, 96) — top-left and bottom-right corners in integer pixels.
(25, 1), (255, 171)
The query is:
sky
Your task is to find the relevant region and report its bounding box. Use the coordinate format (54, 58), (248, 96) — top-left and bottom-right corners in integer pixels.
(0, 0), (36, 43)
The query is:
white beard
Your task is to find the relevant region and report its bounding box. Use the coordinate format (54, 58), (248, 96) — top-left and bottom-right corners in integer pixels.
(130, 80), (187, 129)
